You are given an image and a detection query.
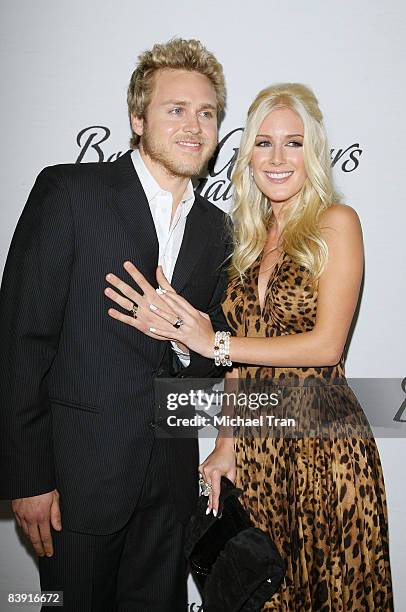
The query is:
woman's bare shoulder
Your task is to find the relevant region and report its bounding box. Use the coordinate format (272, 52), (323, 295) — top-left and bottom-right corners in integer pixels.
(320, 203), (361, 231)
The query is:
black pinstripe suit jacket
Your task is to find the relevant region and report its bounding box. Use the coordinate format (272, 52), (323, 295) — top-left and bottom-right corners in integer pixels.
(0, 151), (230, 534)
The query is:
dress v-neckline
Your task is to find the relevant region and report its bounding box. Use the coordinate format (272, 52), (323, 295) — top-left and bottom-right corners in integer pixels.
(256, 251), (286, 315)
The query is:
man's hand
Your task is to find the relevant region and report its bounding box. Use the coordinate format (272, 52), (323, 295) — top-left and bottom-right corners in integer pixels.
(12, 489), (62, 557)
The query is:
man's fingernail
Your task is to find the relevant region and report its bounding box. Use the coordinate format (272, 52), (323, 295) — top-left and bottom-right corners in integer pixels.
(213, 509), (218, 517)
(150, 304), (158, 311)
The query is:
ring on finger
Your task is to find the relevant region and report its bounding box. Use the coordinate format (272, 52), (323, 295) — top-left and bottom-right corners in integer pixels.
(173, 317), (184, 329)
(199, 476), (213, 496)
(131, 303), (138, 319)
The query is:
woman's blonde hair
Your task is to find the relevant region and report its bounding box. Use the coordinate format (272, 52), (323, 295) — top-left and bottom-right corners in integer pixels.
(230, 82), (337, 283)
(127, 38), (226, 148)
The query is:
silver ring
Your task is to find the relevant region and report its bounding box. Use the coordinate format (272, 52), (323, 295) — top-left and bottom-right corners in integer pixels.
(173, 317), (184, 329)
(199, 476), (213, 497)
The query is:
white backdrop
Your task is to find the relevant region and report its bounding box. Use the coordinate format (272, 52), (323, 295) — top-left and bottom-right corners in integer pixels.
(0, 1), (405, 610)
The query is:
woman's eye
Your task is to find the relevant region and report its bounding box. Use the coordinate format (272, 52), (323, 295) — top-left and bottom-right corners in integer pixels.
(287, 140), (303, 147)
(255, 140), (271, 147)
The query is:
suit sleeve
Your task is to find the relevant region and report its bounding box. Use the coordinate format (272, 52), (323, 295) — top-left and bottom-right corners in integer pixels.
(0, 167), (74, 500)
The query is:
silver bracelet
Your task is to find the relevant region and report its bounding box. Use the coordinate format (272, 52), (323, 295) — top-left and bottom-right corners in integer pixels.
(214, 331), (232, 367)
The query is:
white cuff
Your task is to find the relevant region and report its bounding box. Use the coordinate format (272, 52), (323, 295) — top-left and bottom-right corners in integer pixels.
(171, 341), (190, 367)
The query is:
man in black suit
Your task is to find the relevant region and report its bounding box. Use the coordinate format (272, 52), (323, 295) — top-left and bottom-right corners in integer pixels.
(0, 38), (229, 611)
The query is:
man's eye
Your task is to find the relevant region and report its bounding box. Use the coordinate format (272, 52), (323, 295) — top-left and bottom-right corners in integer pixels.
(170, 107), (183, 115)
(201, 110), (213, 119)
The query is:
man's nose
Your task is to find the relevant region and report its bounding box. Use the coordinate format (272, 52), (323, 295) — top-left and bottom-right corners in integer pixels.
(183, 113), (202, 134)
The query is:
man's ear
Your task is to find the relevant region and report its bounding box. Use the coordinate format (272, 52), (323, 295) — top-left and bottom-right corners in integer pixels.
(131, 114), (144, 136)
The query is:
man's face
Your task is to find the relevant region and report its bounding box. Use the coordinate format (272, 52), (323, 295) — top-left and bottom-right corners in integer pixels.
(131, 69), (218, 178)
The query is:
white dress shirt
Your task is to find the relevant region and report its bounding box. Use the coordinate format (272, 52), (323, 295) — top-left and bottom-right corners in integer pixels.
(131, 148), (193, 366)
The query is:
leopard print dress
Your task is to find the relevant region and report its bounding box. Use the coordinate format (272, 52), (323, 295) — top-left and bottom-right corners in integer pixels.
(221, 252), (393, 611)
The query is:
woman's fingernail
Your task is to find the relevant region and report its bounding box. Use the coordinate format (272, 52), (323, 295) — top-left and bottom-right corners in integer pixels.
(149, 327), (156, 333)
(213, 509), (217, 517)
(156, 288), (166, 295)
(206, 506), (211, 515)
(124, 261), (131, 267)
(150, 304), (158, 311)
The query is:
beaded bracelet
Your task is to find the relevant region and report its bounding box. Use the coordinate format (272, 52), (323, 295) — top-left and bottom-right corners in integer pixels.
(214, 331), (232, 367)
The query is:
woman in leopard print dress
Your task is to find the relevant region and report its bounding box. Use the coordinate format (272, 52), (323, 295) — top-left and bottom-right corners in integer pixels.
(219, 255), (393, 611)
(201, 84), (393, 610)
(107, 83), (393, 610)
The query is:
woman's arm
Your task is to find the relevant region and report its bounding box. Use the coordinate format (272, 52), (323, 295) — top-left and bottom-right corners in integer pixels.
(146, 204), (363, 366)
(105, 204), (363, 368)
(227, 204), (364, 366)
(198, 368), (239, 515)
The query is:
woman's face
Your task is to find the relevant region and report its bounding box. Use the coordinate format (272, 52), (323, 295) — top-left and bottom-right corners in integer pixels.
(250, 108), (307, 206)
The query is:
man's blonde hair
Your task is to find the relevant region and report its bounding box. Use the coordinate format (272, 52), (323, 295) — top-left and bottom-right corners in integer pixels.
(127, 38), (226, 148)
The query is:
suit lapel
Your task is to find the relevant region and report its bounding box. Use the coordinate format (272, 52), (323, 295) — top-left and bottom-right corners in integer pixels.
(158, 196), (211, 368)
(107, 151), (159, 285)
(171, 196), (210, 294)
(108, 152), (213, 304)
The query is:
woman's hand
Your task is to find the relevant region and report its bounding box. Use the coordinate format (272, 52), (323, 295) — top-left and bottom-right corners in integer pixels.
(105, 262), (215, 357)
(105, 261), (180, 341)
(151, 266), (215, 357)
(198, 440), (236, 516)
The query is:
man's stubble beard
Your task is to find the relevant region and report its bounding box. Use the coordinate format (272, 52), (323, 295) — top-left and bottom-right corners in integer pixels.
(141, 124), (217, 179)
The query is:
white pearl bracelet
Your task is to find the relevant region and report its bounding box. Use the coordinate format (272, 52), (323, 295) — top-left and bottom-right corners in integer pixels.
(214, 331), (232, 367)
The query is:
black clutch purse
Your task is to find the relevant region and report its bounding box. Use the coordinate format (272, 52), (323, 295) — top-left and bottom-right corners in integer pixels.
(185, 476), (286, 611)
